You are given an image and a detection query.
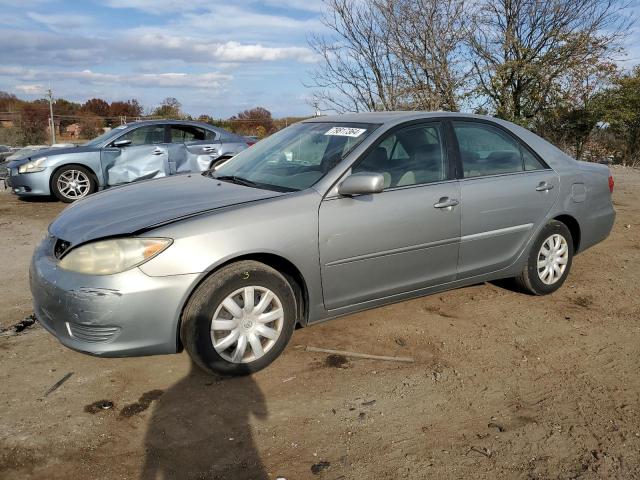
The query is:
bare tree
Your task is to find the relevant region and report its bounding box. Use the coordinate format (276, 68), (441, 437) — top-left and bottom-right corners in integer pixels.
(308, 0), (471, 113)
(469, 0), (629, 123)
(308, 0), (405, 113)
(376, 0), (470, 111)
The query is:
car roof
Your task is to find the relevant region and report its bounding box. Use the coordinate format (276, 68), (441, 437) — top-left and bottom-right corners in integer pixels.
(303, 111), (505, 125)
(305, 111), (578, 173)
(123, 119), (221, 130)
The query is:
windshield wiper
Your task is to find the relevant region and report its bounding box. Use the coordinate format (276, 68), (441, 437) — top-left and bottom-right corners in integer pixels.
(213, 175), (260, 188)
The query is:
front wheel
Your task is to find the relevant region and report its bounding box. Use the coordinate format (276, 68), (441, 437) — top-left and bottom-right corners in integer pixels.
(51, 165), (96, 202)
(515, 220), (574, 295)
(181, 261), (297, 376)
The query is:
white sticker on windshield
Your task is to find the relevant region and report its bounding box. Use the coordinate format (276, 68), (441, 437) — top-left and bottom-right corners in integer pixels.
(324, 127), (366, 137)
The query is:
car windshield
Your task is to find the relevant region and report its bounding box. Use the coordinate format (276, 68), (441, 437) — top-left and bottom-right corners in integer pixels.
(82, 125), (128, 147)
(211, 122), (377, 192)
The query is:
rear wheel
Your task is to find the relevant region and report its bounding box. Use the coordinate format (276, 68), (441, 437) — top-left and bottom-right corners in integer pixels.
(515, 220), (573, 295)
(51, 165), (96, 202)
(181, 260), (297, 376)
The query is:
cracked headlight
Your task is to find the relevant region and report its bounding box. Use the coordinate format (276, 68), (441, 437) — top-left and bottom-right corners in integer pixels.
(58, 238), (172, 275)
(18, 157), (47, 173)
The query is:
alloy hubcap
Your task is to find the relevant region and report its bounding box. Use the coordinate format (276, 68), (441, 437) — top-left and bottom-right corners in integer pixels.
(57, 170), (90, 199)
(210, 286), (284, 363)
(537, 234), (569, 285)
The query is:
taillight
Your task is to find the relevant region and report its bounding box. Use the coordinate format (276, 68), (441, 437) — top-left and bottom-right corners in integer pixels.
(608, 174), (614, 193)
(246, 141), (255, 147)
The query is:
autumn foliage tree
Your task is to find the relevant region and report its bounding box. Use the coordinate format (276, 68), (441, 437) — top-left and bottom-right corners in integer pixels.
(19, 102), (49, 144)
(81, 98), (111, 117)
(229, 107), (274, 136)
(110, 99), (143, 120)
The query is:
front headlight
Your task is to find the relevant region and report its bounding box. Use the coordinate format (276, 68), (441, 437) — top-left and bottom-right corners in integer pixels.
(58, 237), (172, 275)
(18, 157), (47, 173)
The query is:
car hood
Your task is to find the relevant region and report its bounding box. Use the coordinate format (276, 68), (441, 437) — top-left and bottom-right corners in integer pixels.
(6, 145), (95, 168)
(49, 174), (286, 245)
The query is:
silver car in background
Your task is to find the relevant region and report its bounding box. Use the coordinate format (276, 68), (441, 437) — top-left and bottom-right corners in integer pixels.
(5, 120), (250, 202)
(30, 112), (615, 375)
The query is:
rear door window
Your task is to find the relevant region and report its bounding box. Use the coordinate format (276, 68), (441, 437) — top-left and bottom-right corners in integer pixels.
(170, 125), (215, 143)
(453, 122), (546, 177)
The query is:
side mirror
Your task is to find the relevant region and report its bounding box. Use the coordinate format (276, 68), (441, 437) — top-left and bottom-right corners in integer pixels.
(112, 139), (132, 148)
(338, 172), (385, 196)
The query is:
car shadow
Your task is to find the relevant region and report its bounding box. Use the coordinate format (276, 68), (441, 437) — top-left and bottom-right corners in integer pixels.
(18, 196), (59, 203)
(141, 362), (268, 480)
(488, 278), (529, 294)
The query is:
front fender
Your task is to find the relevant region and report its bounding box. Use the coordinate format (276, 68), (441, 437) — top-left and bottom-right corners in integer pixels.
(46, 153), (104, 186)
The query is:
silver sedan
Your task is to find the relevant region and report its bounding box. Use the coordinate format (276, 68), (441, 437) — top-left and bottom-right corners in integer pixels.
(30, 112), (615, 375)
(4, 120), (249, 202)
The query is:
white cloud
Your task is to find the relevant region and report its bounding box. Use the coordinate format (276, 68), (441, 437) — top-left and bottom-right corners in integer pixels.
(211, 41), (317, 63)
(259, 0), (324, 13)
(0, 28), (317, 66)
(14, 84), (45, 94)
(133, 33), (318, 63)
(26, 12), (94, 31)
(101, 0), (211, 13)
(0, 67), (233, 91)
(179, 6), (323, 39)
(102, 0), (324, 14)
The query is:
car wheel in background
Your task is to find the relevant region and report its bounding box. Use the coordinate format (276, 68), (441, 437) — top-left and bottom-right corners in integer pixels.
(51, 165), (96, 203)
(181, 260), (297, 376)
(516, 220), (574, 295)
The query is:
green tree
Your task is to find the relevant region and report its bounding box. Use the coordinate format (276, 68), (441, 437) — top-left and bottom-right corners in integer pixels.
(598, 67), (640, 166)
(469, 0), (627, 125)
(534, 61), (617, 160)
(152, 97), (182, 118)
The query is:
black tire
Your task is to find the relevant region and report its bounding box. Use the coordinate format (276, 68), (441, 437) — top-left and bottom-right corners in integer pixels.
(51, 165), (97, 203)
(209, 156), (232, 170)
(515, 220), (574, 295)
(181, 260), (297, 376)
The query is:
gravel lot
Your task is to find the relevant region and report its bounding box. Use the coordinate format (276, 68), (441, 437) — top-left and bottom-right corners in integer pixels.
(1, 167), (639, 479)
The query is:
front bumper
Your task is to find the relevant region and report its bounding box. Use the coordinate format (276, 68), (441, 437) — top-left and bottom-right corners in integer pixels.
(30, 238), (199, 357)
(6, 167), (52, 196)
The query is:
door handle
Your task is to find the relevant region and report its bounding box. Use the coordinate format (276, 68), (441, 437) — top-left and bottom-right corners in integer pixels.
(202, 146), (217, 153)
(536, 182), (554, 192)
(433, 197), (459, 209)
(152, 148), (164, 156)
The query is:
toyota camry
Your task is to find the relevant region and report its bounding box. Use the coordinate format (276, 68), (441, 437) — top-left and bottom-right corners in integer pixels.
(30, 112), (615, 375)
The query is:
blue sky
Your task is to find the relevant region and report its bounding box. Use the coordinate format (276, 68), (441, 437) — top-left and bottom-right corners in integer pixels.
(0, 0), (325, 117)
(0, 0), (638, 118)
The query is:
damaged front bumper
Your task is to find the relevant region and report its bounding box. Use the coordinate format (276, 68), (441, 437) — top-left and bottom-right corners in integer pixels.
(29, 237), (199, 357)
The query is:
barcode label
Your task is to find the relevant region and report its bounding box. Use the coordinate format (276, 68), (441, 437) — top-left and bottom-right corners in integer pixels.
(324, 127), (367, 137)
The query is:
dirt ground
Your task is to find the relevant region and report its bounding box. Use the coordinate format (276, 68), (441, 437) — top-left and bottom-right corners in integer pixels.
(1, 167), (639, 480)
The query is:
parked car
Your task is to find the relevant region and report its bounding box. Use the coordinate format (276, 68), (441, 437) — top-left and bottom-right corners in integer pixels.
(4, 120), (250, 202)
(30, 112), (615, 376)
(5, 145), (49, 162)
(0, 145), (12, 162)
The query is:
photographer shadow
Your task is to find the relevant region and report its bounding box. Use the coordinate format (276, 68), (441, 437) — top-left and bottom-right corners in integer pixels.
(141, 362), (268, 480)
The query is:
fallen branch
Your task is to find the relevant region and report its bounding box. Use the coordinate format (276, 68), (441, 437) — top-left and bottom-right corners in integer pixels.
(306, 346), (414, 363)
(44, 372), (73, 397)
(469, 446), (492, 458)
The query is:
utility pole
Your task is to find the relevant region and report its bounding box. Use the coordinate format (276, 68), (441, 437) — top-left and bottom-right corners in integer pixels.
(46, 88), (56, 145)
